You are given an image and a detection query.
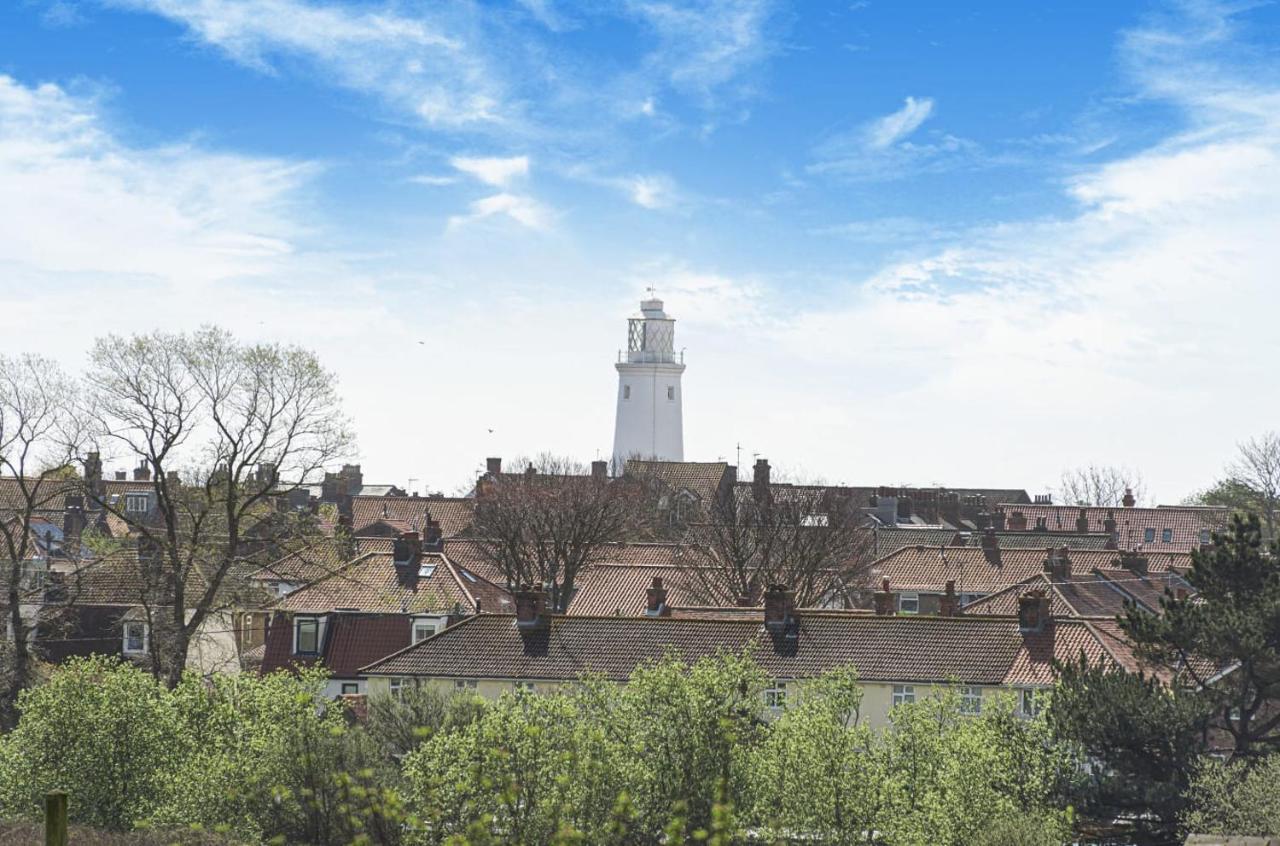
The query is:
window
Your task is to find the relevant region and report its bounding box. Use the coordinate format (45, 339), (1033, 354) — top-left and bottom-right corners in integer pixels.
(898, 593), (919, 614)
(417, 563), (436, 578)
(412, 617), (442, 644)
(294, 617), (319, 655)
(122, 621), (148, 655)
(389, 678), (405, 700)
(1200, 529), (1212, 544)
(125, 492), (149, 513)
(514, 681), (537, 693)
(454, 679), (478, 691)
(667, 386), (675, 400)
(1143, 528), (1156, 543)
(1161, 528), (1173, 543)
(623, 385), (631, 400)
(959, 686), (982, 715)
(341, 682), (359, 696)
(1019, 689), (1043, 718)
(961, 593), (984, 606)
(764, 681), (787, 711)
(892, 685), (915, 707)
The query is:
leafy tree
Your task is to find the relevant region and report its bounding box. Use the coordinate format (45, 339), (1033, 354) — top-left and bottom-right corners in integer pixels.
(0, 656), (181, 831)
(1182, 754), (1280, 837)
(85, 327), (353, 685)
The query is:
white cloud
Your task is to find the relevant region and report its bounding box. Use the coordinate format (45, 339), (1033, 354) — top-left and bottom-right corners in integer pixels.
(865, 96), (935, 149)
(0, 74), (313, 283)
(447, 192), (553, 231)
(626, 0), (777, 95)
(105, 0), (507, 128)
(450, 155), (530, 187)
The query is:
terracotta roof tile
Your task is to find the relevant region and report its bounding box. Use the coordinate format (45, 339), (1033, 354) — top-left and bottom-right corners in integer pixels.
(363, 611), (1124, 688)
(351, 496), (474, 538)
(998, 504), (1227, 552)
(624, 460), (732, 505)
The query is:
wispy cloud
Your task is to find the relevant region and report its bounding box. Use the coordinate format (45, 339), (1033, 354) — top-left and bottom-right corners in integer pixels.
(450, 155), (530, 187)
(865, 96), (934, 148)
(447, 192), (553, 231)
(626, 0), (779, 96)
(105, 0), (507, 129)
(0, 74), (314, 283)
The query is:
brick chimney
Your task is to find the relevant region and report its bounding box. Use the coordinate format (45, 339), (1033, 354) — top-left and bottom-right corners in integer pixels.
(114, 471), (127, 481)
(1122, 488), (1136, 508)
(62, 495), (85, 556)
(991, 509), (1007, 531)
(486, 457), (502, 477)
(939, 580), (959, 617)
(975, 511), (991, 530)
(83, 451), (103, 500)
(1007, 510), (1027, 531)
(1034, 516), (1048, 532)
(132, 461), (151, 482)
(591, 460), (608, 482)
(1044, 547), (1071, 581)
(1119, 550), (1148, 576)
(763, 583), (795, 634)
(752, 458), (771, 503)
(423, 519), (443, 551)
(645, 576), (670, 617)
(1017, 589), (1051, 633)
(980, 526), (998, 551)
(514, 584), (549, 630)
(874, 578), (895, 616)
(1075, 508), (1090, 534)
(393, 531), (422, 565)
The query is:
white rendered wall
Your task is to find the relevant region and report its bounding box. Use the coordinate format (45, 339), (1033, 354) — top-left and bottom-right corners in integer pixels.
(612, 361), (685, 466)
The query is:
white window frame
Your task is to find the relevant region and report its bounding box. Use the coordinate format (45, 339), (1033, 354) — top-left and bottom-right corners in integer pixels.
(1019, 688), (1044, 718)
(514, 681), (537, 693)
(412, 616), (444, 644)
(122, 620), (148, 655)
(1161, 528), (1174, 544)
(1143, 527), (1156, 543)
(959, 686), (982, 715)
(389, 677), (405, 700)
(340, 682), (359, 696)
(898, 593), (920, 614)
(764, 681), (788, 711)
(124, 492), (149, 513)
(454, 679), (478, 691)
(293, 616), (320, 655)
(892, 684), (915, 707)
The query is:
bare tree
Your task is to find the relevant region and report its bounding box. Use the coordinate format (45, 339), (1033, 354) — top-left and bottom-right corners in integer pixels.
(1228, 431), (1280, 539)
(1056, 465), (1148, 507)
(680, 484), (873, 608)
(0, 354), (84, 727)
(85, 327), (353, 686)
(470, 455), (641, 613)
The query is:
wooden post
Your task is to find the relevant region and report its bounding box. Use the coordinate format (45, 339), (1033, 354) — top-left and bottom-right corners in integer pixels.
(44, 790), (67, 846)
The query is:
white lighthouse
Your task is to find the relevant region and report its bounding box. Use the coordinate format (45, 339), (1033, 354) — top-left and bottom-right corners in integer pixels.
(611, 297), (685, 468)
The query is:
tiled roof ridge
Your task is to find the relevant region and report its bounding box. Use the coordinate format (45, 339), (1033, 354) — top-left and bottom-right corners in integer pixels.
(249, 540), (351, 580)
(266, 550), (383, 603)
(997, 502), (1228, 514)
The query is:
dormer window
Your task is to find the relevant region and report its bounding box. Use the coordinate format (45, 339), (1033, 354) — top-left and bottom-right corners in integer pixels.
(294, 617), (320, 655)
(125, 493), (149, 514)
(122, 621), (148, 655)
(898, 593), (919, 614)
(1161, 528), (1173, 543)
(412, 616), (444, 643)
(1143, 528), (1156, 543)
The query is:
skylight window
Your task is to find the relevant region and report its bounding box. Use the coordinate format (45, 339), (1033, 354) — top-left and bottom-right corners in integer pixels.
(418, 564), (436, 578)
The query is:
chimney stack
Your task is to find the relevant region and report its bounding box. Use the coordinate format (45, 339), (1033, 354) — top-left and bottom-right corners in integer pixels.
(763, 583), (795, 634)
(132, 462), (151, 482)
(1076, 508), (1090, 534)
(393, 531), (422, 565)
(486, 457), (502, 477)
(423, 519), (444, 551)
(1122, 488), (1136, 508)
(1119, 550), (1149, 576)
(980, 526), (998, 551)
(645, 576), (670, 617)
(752, 458), (771, 504)
(62, 495), (85, 556)
(591, 460), (608, 482)
(1044, 547), (1071, 581)
(975, 511), (991, 530)
(114, 471), (127, 481)
(1007, 510), (1027, 531)
(1017, 590), (1051, 633)
(939, 580), (959, 617)
(991, 509), (1007, 531)
(514, 584), (549, 630)
(874, 578), (895, 616)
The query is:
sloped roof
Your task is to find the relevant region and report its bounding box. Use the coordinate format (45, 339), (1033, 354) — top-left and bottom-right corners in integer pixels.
(251, 542), (353, 587)
(870, 527), (961, 556)
(960, 568), (1184, 617)
(998, 503), (1228, 552)
(962, 531), (1115, 550)
(350, 495), (474, 538)
(363, 611), (1124, 688)
(625, 460), (732, 505)
(259, 611), (414, 678)
(869, 546), (1192, 596)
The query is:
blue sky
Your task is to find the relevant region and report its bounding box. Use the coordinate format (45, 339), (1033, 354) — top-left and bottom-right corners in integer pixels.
(2, 0), (1279, 499)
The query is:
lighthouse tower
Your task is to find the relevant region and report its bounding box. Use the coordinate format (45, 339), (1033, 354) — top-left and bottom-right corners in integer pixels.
(611, 297), (685, 468)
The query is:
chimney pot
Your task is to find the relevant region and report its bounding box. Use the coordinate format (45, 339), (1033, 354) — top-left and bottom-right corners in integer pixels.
(939, 580), (959, 617)
(393, 531), (422, 565)
(132, 462), (151, 482)
(1122, 488), (1136, 508)
(486, 457), (502, 476)
(591, 460), (608, 481)
(1018, 589), (1051, 633)
(514, 585), (550, 630)
(423, 518), (443, 551)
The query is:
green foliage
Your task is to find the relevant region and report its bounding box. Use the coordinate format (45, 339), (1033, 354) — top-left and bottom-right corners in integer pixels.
(971, 813), (1067, 846)
(0, 655), (181, 831)
(1183, 754), (1280, 837)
